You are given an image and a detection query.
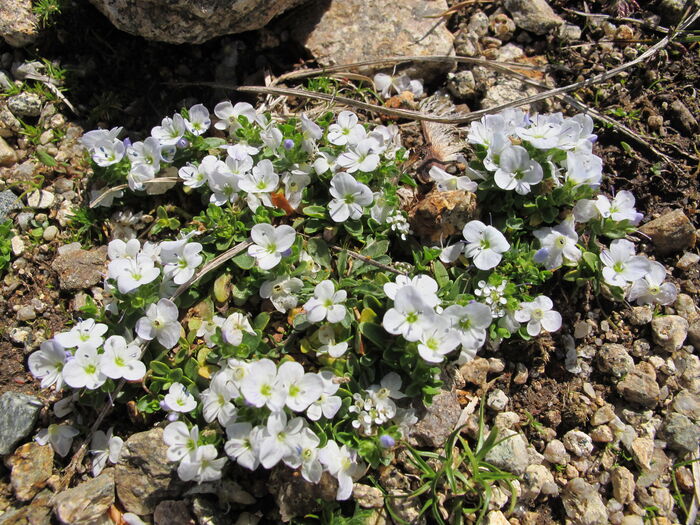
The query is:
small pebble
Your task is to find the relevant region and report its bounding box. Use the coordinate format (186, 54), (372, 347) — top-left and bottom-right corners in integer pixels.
(11, 235), (24, 256)
(42, 225), (58, 241)
(16, 305), (36, 322)
(676, 251), (699, 270)
(26, 190), (55, 209)
(563, 430), (594, 457)
(487, 389), (509, 412)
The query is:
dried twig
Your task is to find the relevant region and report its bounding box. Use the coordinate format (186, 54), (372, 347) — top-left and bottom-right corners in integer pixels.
(327, 243), (407, 275)
(89, 177), (179, 208)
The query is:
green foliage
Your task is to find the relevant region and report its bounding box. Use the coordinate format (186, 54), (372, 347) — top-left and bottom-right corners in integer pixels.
(0, 221), (14, 277)
(32, 0), (64, 27)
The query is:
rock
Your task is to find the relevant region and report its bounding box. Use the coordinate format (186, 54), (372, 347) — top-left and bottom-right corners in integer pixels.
(268, 466), (336, 521)
(676, 251), (700, 270)
(7, 92), (42, 118)
(0, 392), (42, 455)
(559, 23), (582, 41)
(522, 464), (557, 500)
(0, 103), (22, 136)
(487, 389), (508, 412)
(51, 244), (108, 291)
(620, 517), (644, 525)
(669, 99), (699, 134)
(675, 293), (699, 321)
(672, 391), (700, 420)
(688, 320), (700, 350)
(7, 442), (53, 501)
(489, 13), (516, 42)
(0, 189), (21, 221)
(663, 412), (699, 455)
(88, 0), (304, 44)
(447, 70), (477, 100)
(590, 425), (613, 443)
(409, 389), (461, 447)
(612, 466), (635, 505)
(657, 0), (700, 24)
(42, 225), (58, 241)
(628, 306), (653, 326)
(503, 0), (564, 35)
(592, 405), (616, 426)
(0, 137), (17, 167)
(484, 429), (529, 475)
(494, 411), (520, 430)
(467, 11), (489, 37)
(53, 469), (115, 525)
(562, 478), (608, 525)
(0, 0), (39, 47)
(0, 70), (12, 92)
(352, 484), (384, 509)
(154, 500), (194, 525)
(616, 367), (660, 408)
(563, 430), (594, 457)
(629, 437), (654, 471)
(26, 190), (55, 209)
(16, 305), (36, 322)
(0, 488), (52, 525)
(651, 315), (688, 351)
(485, 510), (510, 525)
(410, 190), (478, 242)
(596, 344), (634, 378)
(10, 236), (24, 256)
(639, 210), (696, 255)
(290, 0), (454, 80)
(543, 439), (570, 465)
(388, 488), (426, 525)
(459, 357), (490, 386)
(115, 428), (184, 515)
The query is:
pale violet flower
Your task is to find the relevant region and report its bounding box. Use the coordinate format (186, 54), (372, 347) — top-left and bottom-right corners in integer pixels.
(327, 111), (365, 146)
(259, 411), (304, 469)
(428, 166), (477, 192)
(533, 220), (582, 269)
(287, 427), (323, 483)
(239, 159), (279, 211)
(185, 104), (211, 136)
(163, 382), (197, 413)
(36, 424), (79, 457)
(468, 114), (507, 147)
(573, 191), (643, 225)
(515, 296), (562, 336)
(317, 325), (348, 358)
(600, 239), (650, 288)
(247, 223), (296, 271)
(459, 220), (510, 271)
(240, 359), (285, 411)
(28, 340), (66, 390)
(328, 173), (373, 223)
(108, 255), (160, 294)
(318, 440), (363, 500)
(80, 127), (122, 150)
(161, 241), (203, 285)
(221, 312), (256, 346)
(444, 302), (493, 351)
(127, 137), (165, 173)
(214, 101), (262, 131)
(565, 151), (603, 187)
(515, 117), (561, 149)
(260, 276), (303, 313)
(99, 335), (146, 381)
(90, 428), (123, 476)
(163, 421), (199, 461)
(178, 444), (226, 483)
(278, 361), (323, 412)
(63, 347), (107, 390)
(208, 170), (241, 206)
(54, 319), (108, 351)
(417, 317), (461, 363)
(225, 422), (261, 471)
(178, 155), (221, 189)
(384, 274), (440, 308)
(303, 280), (347, 324)
(337, 138), (380, 173)
(151, 114), (186, 145)
(201, 372), (238, 426)
(306, 370), (342, 421)
(494, 146), (543, 195)
(373, 73), (423, 99)
(135, 298), (181, 349)
(627, 260), (677, 306)
(382, 286), (435, 342)
(90, 138), (126, 167)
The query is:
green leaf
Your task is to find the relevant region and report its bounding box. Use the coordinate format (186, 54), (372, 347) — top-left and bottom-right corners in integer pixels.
(582, 251), (599, 272)
(35, 149), (57, 167)
(344, 220), (363, 237)
(253, 312), (270, 331)
(184, 358), (199, 380)
(359, 322), (389, 347)
(361, 239), (390, 259)
(200, 137), (227, 150)
(232, 252), (255, 270)
(303, 205), (327, 219)
(168, 368), (183, 382)
(432, 260), (449, 288)
(306, 237), (331, 269)
(150, 361), (170, 376)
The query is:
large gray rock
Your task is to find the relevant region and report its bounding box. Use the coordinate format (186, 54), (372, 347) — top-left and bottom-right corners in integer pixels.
(51, 243), (108, 290)
(503, 0), (564, 35)
(115, 428), (184, 515)
(663, 413), (700, 456)
(0, 0), (39, 48)
(0, 392), (42, 456)
(289, 0), (454, 80)
(88, 0), (306, 44)
(408, 389), (461, 448)
(53, 469), (115, 525)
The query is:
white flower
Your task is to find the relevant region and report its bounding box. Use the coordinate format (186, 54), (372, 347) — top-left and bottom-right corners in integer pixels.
(127, 137), (165, 172)
(287, 427), (323, 483)
(474, 280), (509, 318)
(533, 220), (582, 269)
(461, 220), (510, 271)
(565, 151), (603, 187)
(178, 155), (220, 189)
(163, 421), (200, 461)
(327, 111), (365, 146)
(300, 113), (323, 149)
(240, 359), (286, 411)
(28, 340), (67, 390)
(214, 101), (262, 131)
(224, 422), (261, 471)
(428, 166), (477, 192)
(162, 242), (203, 285)
(135, 298), (181, 349)
(373, 73), (423, 99)
(573, 191), (642, 225)
(201, 372), (238, 426)
(90, 138), (126, 167)
(318, 440), (363, 500)
(90, 428), (123, 476)
(281, 169), (311, 209)
(259, 411), (305, 469)
(238, 159), (279, 211)
(54, 319), (108, 351)
(278, 361), (324, 412)
(80, 127), (123, 150)
(600, 239), (650, 288)
(99, 335), (146, 381)
(328, 173), (373, 223)
(259, 276), (303, 313)
(63, 347), (107, 390)
(514, 296), (562, 336)
(261, 124), (283, 151)
(306, 370), (342, 421)
(494, 146), (543, 195)
(627, 260), (678, 306)
(247, 223), (296, 270)
(221, 312), (256, 346)
(36, 424), (79, 457)
(108, 238), (142, 261)
(151, 114), (186, 145)
(208, 170), (241, 206)
(382, 286), (435, 342)
(337, 138), (380, 173)
(384, 274), (440, 308)
(178, 444), (226, 483)
(417, 317), (461, 363)
(515, 118), (561, 149)
(108, 255), (161, 294)
(444, 301), (493, 350)
(185, 104), (211, 136)
(303, 280), (347, 324)
(317, 325), (348, 358)
(468, 114), (507, 147)
(163, 382), (197, 413)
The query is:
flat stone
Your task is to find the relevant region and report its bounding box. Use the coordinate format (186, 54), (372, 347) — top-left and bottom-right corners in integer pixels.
(51, 245), (107, 290)
(522, 464), (557, 500)
(596, 344), (634, 378)
(0, 0), (38, 47)
(410, 190), (478, 242)
(562, 478), (608, 525)
(628, 306), (653, 326)
(352, 484), (384, 509)
(0, 137), (17, 167)
(26, 190), (55, 209)
(53, 469), (115, 525)
(0, 392), (42, 456)
(669, 99), (699, 134)
(611, 466), (635, 505)
(290, 0), (454, 81)
(503, 0), (564, 35)
(115, 428), (184, 515)
(639, 209), (696, 255)
(7, 442), (53, 501)
(543, 439), (570, 465)
(409, 389), (461, 448)
(563, 430), (594, 457)
(154, 500), (194, 525)
(591, 405), (616, 426)
(485, 510), (510, 525)
(590, 425), (613, 443)
(616, 367), (660, 408)
(651, 315), (688, 351)
(484, 429), (529, 475)
(459, 357), (490, 386)
(0, 189), (21, 221)
(629, 437), (654, 471)
(0, 488), (52, 525)
(671, 391), (700, 420)
(487, 389), (509, 412)
(7, 92), (42, 118)
(663, 412), (700, 455)
(676, 251), (700, 270)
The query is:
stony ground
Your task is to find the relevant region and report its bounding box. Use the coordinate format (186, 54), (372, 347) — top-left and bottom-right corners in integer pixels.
(0, 0), (699, 524)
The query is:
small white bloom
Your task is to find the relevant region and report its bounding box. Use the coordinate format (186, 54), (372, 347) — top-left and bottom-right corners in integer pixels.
(627, 260), (678, 306)
(327, 111), (365, 146)
(337, 138), (380, 173)
(163, 382), (197, 413)
(135, 298), (181, 349)
(214, 101), (263, 131)
(461, 220), (510, 271)
(247, 223), (296, 271)
(54, 319), (108, 351)
(417, 317), (461, 363)
(178, 155), (221, 189)
(99, 335), (146, 381)
(90, 427), (123, 476)
(318, 440), (363, 500)
(278, 361), (324, 412)
(600, 239), (650, 288)
(317, 325), (348, 358)
(238, 159), (279, 211)
(36, 424), (79, 457)
(382, 286), (435, 342)
(201, 372), (238, 426)
(287, 427), (323, 483)
(28, 340), (67, 390)
(185, 104), (211, 136)
(328, 173), (373, 223)
(90, 138), (126, 167)
(533, 220), (582, 269)
(108, 255), (161, 294)
(306, 370), (342, 421)
(443, 302), (493, 351)
(258, 411), (305, 469)
(162, 242), (203, 285)
(259, 275), (303, 313)
(63, 347), (107, 390)
(384, 274), (440, 308)
(178, 444), (226, 483)
(303, 280), (347, 324)
(221, 312), (256, 346)
(514, 296), (562, 336)
(151, 114), (187, 145)
(494, 146), (543, 195)
(239, 359), (286, 411)
(163, 421), (199, 462)
(565, 151), (603, 187)
(428, 166), (477, 192)
(224, 422), (261, 471)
